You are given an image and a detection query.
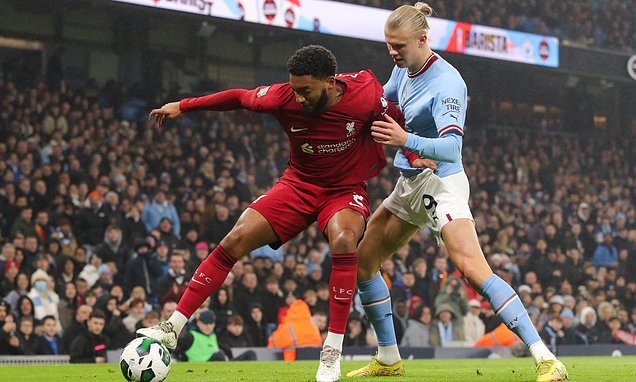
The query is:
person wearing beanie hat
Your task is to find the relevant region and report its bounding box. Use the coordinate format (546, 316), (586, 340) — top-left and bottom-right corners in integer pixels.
(28, 269), (60, 325)
(429, 303), (465, 347)
(177, 309), (226, 362)
(464, 299), (486, 346)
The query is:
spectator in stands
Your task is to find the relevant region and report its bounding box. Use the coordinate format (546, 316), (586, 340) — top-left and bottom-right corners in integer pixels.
(69, 309), (109, 363)
(123, 240), (162, 302)
(177, 310), (226, 362)
(122, 205), (147, 248)
(429, 303), (465, 347)
(10, 206), (36, 239)
(102, 296), (130, 349)
(560, 309), (587, 345)
(204, 205), (235, 247)
(0, 243), (16, 278)
(15, 316), (38, 355)
(343, 314), (367, 347)
(234, 272), (263, 319)
(122, 299), (146, 334)
(0, 303), (19, 354)
(4, 272), (30, 311)
(211, 288), (235, 335)
(62, 304), (92, 351)
(78, 253), (102, 288)
(412, 258), (432, 307)
(400, 305), (432, 347)
(592, 233), (619, 269)
(219, 314), (256, 360)
(540, 315), (565, 352)
(0, 260), (19, 298)
(141, 191), (180, 237)
(36, 315), (65, 355)
(245, 303), (267, 347)
(93, 225), (129, 271)
(28, 269), (60, 324)
(261, 276), (285, 326)
(434, 275), (468, 326)
(137, 311), (161, 331)
(16, 295), (35, 324)
(463, 299), (486, 346)
(74, 192), (108, 248)
(391, 271), (423, 317)
(57, 282), (79, 329)
(157, 251), (189, 305)
(160, 300), (178, 322)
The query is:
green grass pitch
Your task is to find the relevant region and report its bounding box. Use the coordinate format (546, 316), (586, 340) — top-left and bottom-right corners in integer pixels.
(2, 356), (635, 381)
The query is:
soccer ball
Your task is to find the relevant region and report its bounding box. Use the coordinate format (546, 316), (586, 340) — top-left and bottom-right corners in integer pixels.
(120, 337), (172, 382)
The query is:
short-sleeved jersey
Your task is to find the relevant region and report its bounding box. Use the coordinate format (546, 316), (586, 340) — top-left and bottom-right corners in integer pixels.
(235, 70), (401, 187)
(384, 53), (467, 178)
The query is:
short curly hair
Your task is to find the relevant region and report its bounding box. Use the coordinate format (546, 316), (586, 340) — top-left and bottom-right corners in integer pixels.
(287, 45), (337, 79)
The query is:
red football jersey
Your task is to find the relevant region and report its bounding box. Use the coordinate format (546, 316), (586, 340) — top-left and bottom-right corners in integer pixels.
(180, 70), (404, 187)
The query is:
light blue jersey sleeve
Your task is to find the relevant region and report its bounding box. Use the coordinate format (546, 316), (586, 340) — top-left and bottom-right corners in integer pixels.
(431, 75), (467, 137)
(383, 66), (400, 103)
(402, 73), (467, 163)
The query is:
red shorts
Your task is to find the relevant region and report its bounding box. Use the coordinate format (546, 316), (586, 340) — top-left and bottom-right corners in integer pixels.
(249, 171), (370, 247)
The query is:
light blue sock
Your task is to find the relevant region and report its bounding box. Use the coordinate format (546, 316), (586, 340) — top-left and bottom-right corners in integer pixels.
(480, 274), (541, 346)
(358, 273), (397, 346)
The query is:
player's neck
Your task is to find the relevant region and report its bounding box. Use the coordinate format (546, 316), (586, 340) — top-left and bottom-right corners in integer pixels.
(325, 83), (345, 109)
(408, 49), (434, 75)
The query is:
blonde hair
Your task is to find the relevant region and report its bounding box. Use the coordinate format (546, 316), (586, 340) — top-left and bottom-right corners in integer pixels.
(385, 2), (434, 35)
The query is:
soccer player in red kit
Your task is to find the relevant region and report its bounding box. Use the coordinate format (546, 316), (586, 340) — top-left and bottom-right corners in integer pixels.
(138, 45), (405, 382)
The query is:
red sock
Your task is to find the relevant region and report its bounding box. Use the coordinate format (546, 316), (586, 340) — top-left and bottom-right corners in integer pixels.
(328, 252), (357, 334)
(176, 245), (237, 318)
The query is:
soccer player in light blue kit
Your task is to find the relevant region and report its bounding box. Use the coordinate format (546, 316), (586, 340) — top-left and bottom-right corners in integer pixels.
(347, 3), (568, 381)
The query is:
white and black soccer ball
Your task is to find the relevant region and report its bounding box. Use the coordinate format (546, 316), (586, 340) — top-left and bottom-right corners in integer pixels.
(120, 337), (172, 382)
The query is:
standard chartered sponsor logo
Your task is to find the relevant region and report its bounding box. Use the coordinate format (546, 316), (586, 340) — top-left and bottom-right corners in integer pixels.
(301, 138), (356, 154)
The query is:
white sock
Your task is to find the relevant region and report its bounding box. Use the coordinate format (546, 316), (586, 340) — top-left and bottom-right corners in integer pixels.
(168, 311), (188, 335)
(323, 332), (344, 352)
(377, 344), (401, 365)
(529, 341), (556, 364)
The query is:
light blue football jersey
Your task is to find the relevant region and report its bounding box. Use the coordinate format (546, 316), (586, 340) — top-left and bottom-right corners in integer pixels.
(384, 52), (467, 178)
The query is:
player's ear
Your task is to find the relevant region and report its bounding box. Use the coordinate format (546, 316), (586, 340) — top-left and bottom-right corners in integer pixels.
(418, 33), (427, 47)
(326, 76), (336, 88)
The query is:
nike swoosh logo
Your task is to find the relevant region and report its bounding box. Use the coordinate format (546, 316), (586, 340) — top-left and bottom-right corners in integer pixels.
(191, 278), (206, 286)
(290, 126), (309, 132)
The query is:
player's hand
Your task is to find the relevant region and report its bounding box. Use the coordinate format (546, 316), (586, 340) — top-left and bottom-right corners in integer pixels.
(371, 114), (408, 147)
(148, 101), (182, 129)
(412, 158), (437, 171)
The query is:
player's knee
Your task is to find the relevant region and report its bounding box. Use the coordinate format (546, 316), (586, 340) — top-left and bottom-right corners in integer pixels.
(329, 228), (360, 253)
(219, 227), (244, 257)
(452, 247), (481, 281)
(357, 262), (376, 282)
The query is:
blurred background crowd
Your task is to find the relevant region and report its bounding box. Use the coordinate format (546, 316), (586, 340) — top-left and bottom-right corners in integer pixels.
(0, 70), (633, 362)
(339, 0), (635, 51)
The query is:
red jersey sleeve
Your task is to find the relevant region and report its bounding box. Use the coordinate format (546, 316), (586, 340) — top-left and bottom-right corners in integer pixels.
(373, 91), (421, 166)
(179, 83), (289, 113)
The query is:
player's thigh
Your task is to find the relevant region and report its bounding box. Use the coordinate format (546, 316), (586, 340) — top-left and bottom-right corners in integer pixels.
(219, 208), (280, 258)
(225, 180), (316, 255)
(441, 219), (493, 288)
(357, 205), (419, 280)
(317, 183), (369, 252)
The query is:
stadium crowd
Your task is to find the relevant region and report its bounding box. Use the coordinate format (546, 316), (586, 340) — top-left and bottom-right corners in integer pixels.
(338, 0), (635, 52)
(0, 78), (634, 362)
